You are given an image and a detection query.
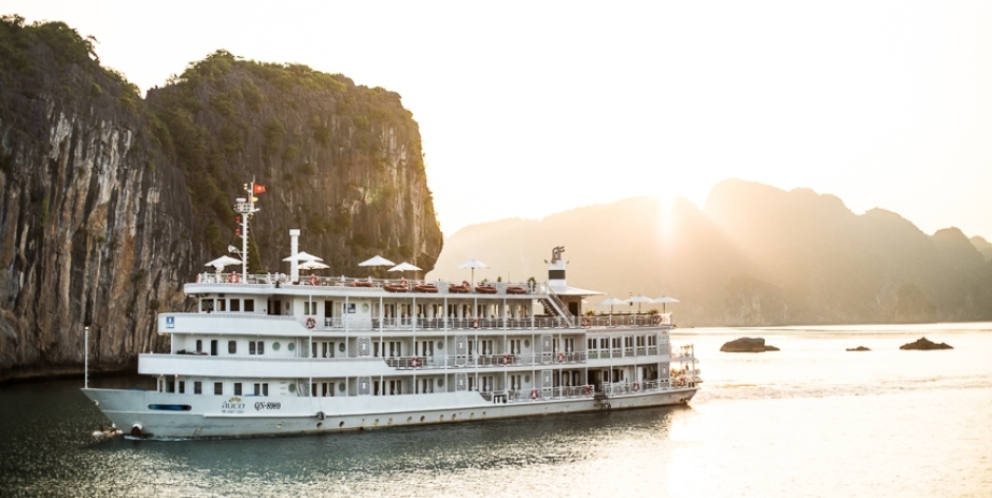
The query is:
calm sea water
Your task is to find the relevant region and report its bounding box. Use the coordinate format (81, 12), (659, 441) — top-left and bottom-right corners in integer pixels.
(2, 323), (991, 497)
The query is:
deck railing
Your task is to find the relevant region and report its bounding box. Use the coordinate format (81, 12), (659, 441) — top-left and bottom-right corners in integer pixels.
(383, 351), (589, 370)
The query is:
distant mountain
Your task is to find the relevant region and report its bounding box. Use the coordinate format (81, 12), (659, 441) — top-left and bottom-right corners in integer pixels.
(430, 179), (992, 326)
(972, 236), (992, 262)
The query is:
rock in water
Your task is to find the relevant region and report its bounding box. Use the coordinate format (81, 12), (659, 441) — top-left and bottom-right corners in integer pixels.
(846, 346), (871, 351)
(899, 337), (953, 350)
(720, 337), (779, 352)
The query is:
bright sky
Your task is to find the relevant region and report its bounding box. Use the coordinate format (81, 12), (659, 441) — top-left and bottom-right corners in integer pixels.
(8, 1), (992, 239)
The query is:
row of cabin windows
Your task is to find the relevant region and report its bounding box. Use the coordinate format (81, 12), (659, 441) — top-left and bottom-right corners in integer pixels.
(587, 336), (658, 350)
(163, 380), (269, 396)
(201, 298), (255, 313)
(194, 340), (266, 355)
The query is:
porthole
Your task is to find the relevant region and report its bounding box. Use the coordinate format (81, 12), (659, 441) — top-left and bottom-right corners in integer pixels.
(273, 342), (281, 351)
(288, 383), (295, 393)
(339, 383), (346, 392)
(525, 375), (531, 383)
(451, 413), (457, 420)
(287, 343), (295, 351)
(317, 422), (323, 429)
(362, 303), (369, 312)
(339, 421), (345, 428)
(524, 339), (530, 347)
(339, 343), (346, 352)
(437, 342), (443, 350)
(420, 415), (425, 423)
(437, 379), (444, 387)
(407, 417), (412, 423)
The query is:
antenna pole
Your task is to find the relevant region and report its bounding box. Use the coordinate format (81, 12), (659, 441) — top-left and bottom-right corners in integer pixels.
(84, 325), (89, 389)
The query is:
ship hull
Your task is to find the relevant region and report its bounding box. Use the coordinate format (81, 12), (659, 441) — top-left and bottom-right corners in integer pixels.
(81, 386), (698, 439)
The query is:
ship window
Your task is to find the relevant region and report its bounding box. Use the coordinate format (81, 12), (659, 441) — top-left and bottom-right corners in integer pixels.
(249, 341), (264, 355)
(196, 340), (203, 353)
(244, 299), (255, 312)
(165, 380), (174, 393)
(201, 299), (213, 312)
(179, 381), (185, 394)
(263, 383), (268, 396)
(194, 381), (202, 395)
(217, 299), (227, 312)
(214, 382), (223, 395)
(228, 341), (237, 354)
(273, 342), (281, 351)
(230, 299), (241, 312)
(234, 383), (242, 395)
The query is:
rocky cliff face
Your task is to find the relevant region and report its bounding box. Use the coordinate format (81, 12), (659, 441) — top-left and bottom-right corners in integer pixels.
(0, 20), (442, 381)
(144, 50), (442, 273)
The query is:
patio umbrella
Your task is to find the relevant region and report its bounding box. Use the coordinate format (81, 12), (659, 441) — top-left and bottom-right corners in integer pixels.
(205, 255), (243, 272)
(282, 251), (323, 262)
(653, 296), (680, 313)
(457, 259), (489, 286)
(598, 297), (626, 327)
(358, 255), (395, 267)
(358, 255), (396, 278)
(387, 262), (422, 272)
(298, 260), (330, 271)
(627, 294), (654, 314)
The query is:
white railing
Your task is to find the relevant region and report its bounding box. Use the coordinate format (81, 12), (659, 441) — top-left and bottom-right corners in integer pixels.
(481, 384), (595, 403)
(383, 351), (588, 370)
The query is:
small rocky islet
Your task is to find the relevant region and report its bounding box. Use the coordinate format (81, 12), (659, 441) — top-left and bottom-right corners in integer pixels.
(720, 337), (780, 353)
(899, 337), (953, 350)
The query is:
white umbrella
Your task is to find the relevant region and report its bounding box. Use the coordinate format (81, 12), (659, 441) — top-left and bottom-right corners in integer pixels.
(283, 251), (323, 262)
(358, 255), (395, 267)
(598, 297), (625, 327)
(299, 260), (330, 271)
(653, 296), (680, 313)
(627, 294), (654, 314)
(205, 255), (242, 268)
(458, 259), (489, 286)
(388, 262), (422, 272)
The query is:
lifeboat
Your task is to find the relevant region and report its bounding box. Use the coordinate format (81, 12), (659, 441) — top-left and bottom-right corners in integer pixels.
(384, 279), (409, 293)
(414, 283), (439, 293)
(505, 285), (528, 294)
(448, 281), (471, 293)
(475, 284), (497, 294)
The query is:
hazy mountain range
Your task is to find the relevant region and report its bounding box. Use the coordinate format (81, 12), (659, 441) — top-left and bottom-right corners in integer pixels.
(430, 179), (992, 326)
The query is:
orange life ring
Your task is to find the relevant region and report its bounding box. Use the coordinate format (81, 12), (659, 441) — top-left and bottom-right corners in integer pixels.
(582, 316), (591, 327)
(472, 318), (480, 329)
(652, 314), (662, 325)
(530, 389), (539, 400)
(306, 317), (316, 329)
(309, 274), (318, 286)
(557, 352), (565, 363)
(228, 272), (240, 284)
(502, 354), (512, 365)
(582, 385), (592, 396)
(410, 356), (420, 368)
(633, 382), (640, 392)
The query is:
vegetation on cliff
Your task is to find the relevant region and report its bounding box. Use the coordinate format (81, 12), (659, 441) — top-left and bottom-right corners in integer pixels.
(146, 49), (440, 272)
(0, 16), (442, 380)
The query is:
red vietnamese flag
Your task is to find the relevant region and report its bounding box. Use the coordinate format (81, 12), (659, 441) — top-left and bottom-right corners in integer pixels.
(253, 184), (266, 194)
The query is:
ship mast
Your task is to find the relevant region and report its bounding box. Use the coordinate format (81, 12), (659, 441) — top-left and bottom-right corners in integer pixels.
(235, 180), (261, 281)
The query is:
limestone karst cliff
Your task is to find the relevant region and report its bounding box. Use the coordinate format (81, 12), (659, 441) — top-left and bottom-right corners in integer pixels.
(0, 17), (442, 381)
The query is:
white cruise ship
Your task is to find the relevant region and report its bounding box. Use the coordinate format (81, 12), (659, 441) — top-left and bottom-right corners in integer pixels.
(82, 184), (700, 439)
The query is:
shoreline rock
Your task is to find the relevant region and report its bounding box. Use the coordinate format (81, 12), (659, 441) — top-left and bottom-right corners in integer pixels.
(720, 337), (779, 353)
(899, 337), (953, 350)
(846, 346), (871, 351)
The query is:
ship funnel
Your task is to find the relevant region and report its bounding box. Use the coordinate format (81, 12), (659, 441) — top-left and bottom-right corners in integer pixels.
(548, 246), (566, 287)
